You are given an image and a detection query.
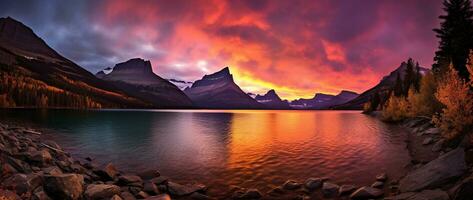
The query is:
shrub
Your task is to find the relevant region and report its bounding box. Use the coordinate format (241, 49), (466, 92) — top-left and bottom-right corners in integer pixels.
(433, 64), (473, 142)
(406, 72), (441, 117)
(382, 94), (409, 122)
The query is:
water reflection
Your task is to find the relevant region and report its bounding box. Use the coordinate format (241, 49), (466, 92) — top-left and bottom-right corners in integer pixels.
(0, 109), (410, 197)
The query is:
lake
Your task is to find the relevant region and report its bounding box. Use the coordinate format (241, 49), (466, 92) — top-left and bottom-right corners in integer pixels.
(0, 109), (410, 197)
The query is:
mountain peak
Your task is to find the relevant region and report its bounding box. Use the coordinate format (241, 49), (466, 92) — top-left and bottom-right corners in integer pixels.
(338, 90), (358, 96)
(0, 17), (60, 59)
(112, 58), (153, 74)
(190, 66), (233, 88)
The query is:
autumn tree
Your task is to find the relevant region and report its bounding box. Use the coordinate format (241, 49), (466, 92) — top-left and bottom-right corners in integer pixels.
(433, 0), (473, 81)
(433, 64), (473, 142)
(406, 72), (441, 117)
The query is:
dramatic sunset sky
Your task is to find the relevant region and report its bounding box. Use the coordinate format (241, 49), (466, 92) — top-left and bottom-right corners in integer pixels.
(1, 0), (443, 99)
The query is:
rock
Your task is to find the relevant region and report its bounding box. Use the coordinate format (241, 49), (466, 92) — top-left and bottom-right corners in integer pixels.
(453, 175), (473, 200)
(424, 128), (440, 135)
(95, 163), (119, 181)
(386, 189), (449, 200)
(137, 170), (160, 180)
(232, 189), (262, 199)
(422, 137), (434, 145)
(120, 192), (136, 200)
(168, 182), (207, 196)
(44, 174), (84, 200)
(432, 139), (444, 152)
(399, 148), (467, 192)
(383, 192), (416, 200)
(118, 175), (143, 186)
(0, 189), (21, 200)
(322, 182), (339, 197)
(2, 173), (29, 195)
(376, 173), (387, 181)
(85, 184), (121, 200)
(189, 192), (212, 200)
(339, 184), (357, 195)
(144, 194), (171, 200)
(371, 181), (384, 188)
(136, 191), (149, 199)
(110, 194), (123, 200)
(33, 190), (53, 200)
(150, 176), (168, 185)
(349, 186), (383, 199)
(304, 178), (322, 190)
(267, 186), (285, 196)
(143, 181), (159, 195)
(42, 166), (63, 175)
(282, 180), (301, 190)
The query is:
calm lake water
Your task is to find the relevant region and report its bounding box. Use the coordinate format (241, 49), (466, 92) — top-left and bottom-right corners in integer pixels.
(0, 109), (410, 197)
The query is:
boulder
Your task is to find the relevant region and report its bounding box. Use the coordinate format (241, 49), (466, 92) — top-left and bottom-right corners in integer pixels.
(168, 182), (207, 196)
(150, 176), (168, 185)
(386, 189), (449, 200)
(44, 174), (84, 200)
(267, 186), (285, 196)
(84, 184), (121, 200)
(42, 166), (63, 175)
(376, 173), (387, 181)
(2, 174), (29, 195)
(399, 148), (467, 192)
(117, 175), (143, 186)
(424, 128), (440, 135)
(31, 150), (52, 165)
(422, 137), (434, 145)
(143, 181), (159, 195)
(33, 190), (53, 200)
(371, 181), (384, 188)
(322, 182), (339, 197)
(110, 194), (123, 200)
(231, 189), (262, 199)
(304, 178), (322, 190)
(136, 191), (149, 199)
(189, 192), (212, 200)
(432, 139), (444, 152)
(453, 175), (473, 200)
(137, 170), (160, 180)
(144, 194), (171, 200)
(282, 180), (301, 190)
(0, 189), (21, 200)
(349, 186), (383, 199)
(94, 163), (119, 181)
(120, 192), (136, 200)
(339, 185), (357, 195)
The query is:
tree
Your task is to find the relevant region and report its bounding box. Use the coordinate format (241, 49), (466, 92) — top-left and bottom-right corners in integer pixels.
(433, 0), (473, 81)
(394, 72), (403, 97)
(433, 64), (473, 142)
(414, 62), (422, 92)
(403, 58), (416, 96)
(382, 94), (409, 122)
(406, 72), (441, 117)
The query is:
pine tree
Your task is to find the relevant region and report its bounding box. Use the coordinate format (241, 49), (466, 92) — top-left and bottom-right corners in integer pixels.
(414, 62), (422, 92)
(394, 72), (403, 97)
(433, 0), (473, 81)
(403, 58), (416, 96)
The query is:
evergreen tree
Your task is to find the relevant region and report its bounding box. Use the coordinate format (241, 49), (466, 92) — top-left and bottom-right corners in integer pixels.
(414, 62), (422, 92)
(394, 72), (403, 97)
(433, 0), (473, 81)
(403, 58), (416, 96)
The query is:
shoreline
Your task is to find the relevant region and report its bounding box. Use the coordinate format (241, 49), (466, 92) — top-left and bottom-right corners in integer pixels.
(1, 116), (471, 200)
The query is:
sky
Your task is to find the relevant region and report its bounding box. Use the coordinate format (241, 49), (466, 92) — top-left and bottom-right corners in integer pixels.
(0, 0), (443, 100)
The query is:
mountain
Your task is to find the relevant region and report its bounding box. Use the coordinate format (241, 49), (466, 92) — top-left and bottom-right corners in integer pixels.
(184, 67), (262, 109)
(254, 89), (290, 109)
(167, 79), (193, 91)
(0, 17), (148, 108)
(334, 61), (429, 110)
(290, 90), (358, 109)
(97, 58), (193, 108)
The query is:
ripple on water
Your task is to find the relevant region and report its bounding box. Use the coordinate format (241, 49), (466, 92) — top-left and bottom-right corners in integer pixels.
(0, 109), (410, 198)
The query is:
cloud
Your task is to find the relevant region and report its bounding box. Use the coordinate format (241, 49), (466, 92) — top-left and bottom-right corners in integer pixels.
(0, 0), (443, 100)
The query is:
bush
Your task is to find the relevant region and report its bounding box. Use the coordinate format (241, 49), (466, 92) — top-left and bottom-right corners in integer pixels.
(382, 94), (409, 122)
(406, 72), (441, 117)
(433, 64), (473, 142)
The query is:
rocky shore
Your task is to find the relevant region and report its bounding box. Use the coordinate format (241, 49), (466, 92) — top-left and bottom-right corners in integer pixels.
(1, 118), (472, 200)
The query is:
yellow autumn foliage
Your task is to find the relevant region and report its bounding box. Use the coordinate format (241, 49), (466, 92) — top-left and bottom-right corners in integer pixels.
(433, 64), (473, 141)
(382, 95), (409, 122)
